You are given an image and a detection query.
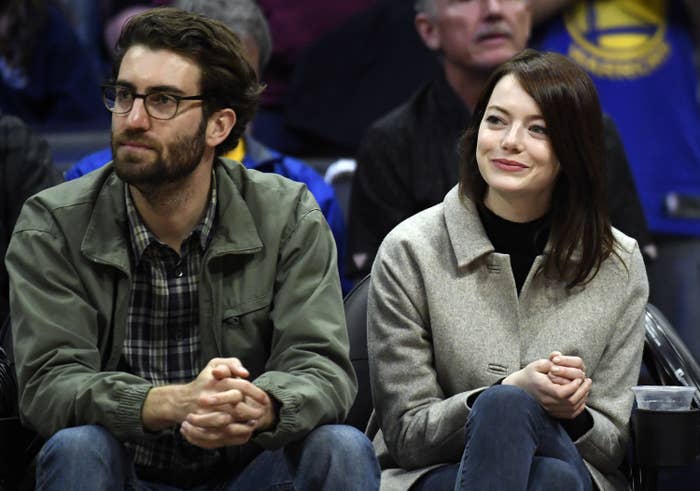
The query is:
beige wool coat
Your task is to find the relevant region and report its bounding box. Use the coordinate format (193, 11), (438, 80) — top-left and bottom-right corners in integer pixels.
(368, 186), (648, 491)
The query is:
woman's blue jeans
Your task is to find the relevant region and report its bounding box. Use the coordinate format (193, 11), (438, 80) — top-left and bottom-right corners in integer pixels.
(412, 385), (593, 491)
(35, 423), (380, 491)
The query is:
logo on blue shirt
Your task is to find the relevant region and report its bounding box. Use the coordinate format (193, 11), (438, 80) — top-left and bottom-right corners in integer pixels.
(563, 1), (669, 79)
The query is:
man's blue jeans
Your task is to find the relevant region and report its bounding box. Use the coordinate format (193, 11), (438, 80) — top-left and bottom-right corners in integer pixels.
(412, 385), (593, 491)
(35, 424), (380, 490)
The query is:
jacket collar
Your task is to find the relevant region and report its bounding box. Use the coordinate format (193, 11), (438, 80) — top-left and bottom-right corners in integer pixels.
(81, 160), (263, 272)
(444, 186), (569, 269)
(443, 186), (494, 268)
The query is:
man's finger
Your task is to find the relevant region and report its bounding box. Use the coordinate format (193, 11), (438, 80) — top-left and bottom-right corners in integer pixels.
(186, 410), (233, 429)
(180, 420), (254, 449)
(208, 357), (249, 380)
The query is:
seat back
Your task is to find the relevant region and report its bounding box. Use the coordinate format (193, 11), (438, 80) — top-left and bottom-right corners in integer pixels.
(643, 303), (700, 406)
(343, 274), (372, 431)
(324, 159), (355, 224)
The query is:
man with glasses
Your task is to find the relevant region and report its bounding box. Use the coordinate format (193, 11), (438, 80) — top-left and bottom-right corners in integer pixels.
(6, 7), (379, 490)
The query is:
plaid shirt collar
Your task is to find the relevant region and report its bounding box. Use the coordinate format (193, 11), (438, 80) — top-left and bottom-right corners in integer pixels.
(125, 173), (218, 263)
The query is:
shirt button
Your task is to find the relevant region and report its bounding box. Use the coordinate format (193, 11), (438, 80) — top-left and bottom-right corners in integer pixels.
(175, 268), (184, 278)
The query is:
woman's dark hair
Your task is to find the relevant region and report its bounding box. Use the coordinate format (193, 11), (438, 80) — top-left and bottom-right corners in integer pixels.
(458, 49), (614, 289)
(113, 7), (263, 155)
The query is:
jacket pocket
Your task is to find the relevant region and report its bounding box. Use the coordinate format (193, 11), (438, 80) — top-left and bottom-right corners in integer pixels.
(222, 296), (271, 378)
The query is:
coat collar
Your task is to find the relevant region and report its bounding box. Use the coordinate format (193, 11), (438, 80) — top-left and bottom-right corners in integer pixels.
(443, 186), (494, 268)
(81, 160), (263, 272)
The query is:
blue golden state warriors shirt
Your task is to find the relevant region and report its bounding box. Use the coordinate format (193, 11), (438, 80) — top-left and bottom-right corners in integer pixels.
(534, 0), (700, 236)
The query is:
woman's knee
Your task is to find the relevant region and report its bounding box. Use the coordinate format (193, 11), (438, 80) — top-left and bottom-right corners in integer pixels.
(529, 457), (591, 491)
(472, 385), (540, 417)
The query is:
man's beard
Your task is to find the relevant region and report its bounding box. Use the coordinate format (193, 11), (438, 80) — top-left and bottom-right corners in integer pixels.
(111, 117), (208, 190)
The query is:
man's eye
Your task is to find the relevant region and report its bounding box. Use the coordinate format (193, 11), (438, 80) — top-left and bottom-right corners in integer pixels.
(149, 93), (176, 106)
(115, 88), (133, 101)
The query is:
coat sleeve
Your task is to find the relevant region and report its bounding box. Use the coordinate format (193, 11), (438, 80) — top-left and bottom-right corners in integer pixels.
(575, 241), (648, 473)
(252, 190), (357, 449)
(7, 198), (152, 440)
(367, 230), (482, 469)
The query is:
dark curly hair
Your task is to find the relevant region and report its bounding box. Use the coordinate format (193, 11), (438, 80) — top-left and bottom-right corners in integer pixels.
(459, 49), (615, 289)
(113, 7), (263, 155)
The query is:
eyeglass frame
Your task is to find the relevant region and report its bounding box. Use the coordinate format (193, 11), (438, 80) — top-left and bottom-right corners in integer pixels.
(101, 83), (206, 120)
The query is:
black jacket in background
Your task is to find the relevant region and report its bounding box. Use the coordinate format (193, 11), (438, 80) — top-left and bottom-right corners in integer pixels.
(0, 114), (60, 323)
(346, 74), (652, 281)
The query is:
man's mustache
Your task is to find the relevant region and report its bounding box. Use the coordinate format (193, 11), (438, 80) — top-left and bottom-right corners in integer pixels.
(113, 131), (161, 150)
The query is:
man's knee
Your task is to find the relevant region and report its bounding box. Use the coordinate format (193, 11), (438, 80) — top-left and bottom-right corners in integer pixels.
(39, 425), (121, 463)
(290, 424), (379, 489)
(302, 424), (375, 460)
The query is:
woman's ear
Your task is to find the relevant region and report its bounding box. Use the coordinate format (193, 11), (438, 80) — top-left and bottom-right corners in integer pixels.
(206, 108), (237, 148)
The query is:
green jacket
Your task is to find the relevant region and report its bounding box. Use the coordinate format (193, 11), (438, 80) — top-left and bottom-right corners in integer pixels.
(7, 159), (356, 453)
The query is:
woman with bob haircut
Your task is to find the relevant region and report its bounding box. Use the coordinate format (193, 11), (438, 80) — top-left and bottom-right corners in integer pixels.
(367, 49), (648, 491)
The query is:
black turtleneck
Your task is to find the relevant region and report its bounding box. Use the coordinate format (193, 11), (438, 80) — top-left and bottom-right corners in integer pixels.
(478, 203), (594, 439)
(477, 203), (550, 295)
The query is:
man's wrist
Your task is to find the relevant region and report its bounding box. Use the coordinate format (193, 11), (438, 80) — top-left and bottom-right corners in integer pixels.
(142, 384), (190, 431)
(256, 395), (279, 433)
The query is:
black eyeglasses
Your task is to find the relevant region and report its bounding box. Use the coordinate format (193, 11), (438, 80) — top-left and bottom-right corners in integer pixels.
(101, 84), (205, 120)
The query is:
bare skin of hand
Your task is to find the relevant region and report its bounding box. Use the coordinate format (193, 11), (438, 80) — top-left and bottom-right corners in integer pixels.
(142, 357), (266, 432)
(547, 350), (586, 385)
(179, 359), (278, 449)
(503, 358), (592, 419)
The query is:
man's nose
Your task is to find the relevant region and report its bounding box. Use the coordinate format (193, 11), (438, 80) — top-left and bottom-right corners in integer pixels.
(482, 0), (505, 14)
(125, 97), (151, 130)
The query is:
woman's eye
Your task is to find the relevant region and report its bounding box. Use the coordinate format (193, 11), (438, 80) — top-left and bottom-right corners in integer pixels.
(529, 125), (547, 135)
(485, 115), (504, 125)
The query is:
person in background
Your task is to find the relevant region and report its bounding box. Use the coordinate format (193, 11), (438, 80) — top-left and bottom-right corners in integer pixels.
(7, 8), (379, 490)
(103, 1), (174, 55)
(369, 49), (647, 491)
(0, 113), (61, 326)
(251, 0), (379, 154)
(345, 0), (652, 283)
(0, 0), (106, 128)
